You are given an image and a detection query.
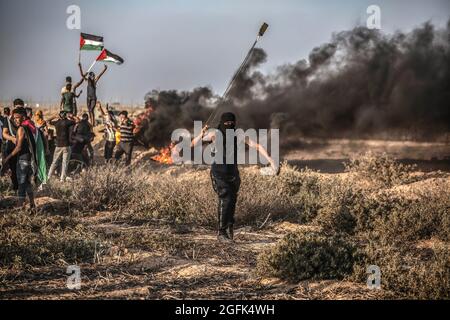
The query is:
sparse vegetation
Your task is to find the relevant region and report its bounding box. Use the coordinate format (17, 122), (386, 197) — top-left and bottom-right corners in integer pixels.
(0, 209), (102, 268)
(0, 152), (448, 299)
(256, 231), (356, 282)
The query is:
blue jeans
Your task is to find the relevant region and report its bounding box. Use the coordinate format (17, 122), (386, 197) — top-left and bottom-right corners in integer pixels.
(17, 159), (34, 202)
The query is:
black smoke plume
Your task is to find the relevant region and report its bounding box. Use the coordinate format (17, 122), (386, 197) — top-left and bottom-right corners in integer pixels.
(140, 20), (450, 147)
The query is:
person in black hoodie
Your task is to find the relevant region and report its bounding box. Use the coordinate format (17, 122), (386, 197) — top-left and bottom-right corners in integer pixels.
(191, 112), (279, 242)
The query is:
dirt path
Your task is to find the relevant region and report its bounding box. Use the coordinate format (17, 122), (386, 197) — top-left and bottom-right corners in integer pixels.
(0, 205), (386, 300)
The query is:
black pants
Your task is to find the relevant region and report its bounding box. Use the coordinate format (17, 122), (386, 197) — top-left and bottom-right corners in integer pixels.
(211, 171), (241, 232)
(115, 142), (133, 166)
(104, 140), (116, 161)
(16, 159), (34, 205)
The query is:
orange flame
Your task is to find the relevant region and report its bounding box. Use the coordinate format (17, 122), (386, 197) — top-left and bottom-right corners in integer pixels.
(151, 143), (174, 165)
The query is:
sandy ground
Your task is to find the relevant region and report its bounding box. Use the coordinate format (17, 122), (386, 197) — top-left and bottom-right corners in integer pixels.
(1, 137), (448, 300)
(0, 214), (388, 300)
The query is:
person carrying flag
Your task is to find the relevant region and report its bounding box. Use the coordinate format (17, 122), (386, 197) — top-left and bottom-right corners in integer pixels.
(78, 62), (108, 127)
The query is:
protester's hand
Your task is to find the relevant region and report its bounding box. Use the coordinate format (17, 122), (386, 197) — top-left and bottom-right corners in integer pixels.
(104, 64), (108, 70)
(270, 160), (280, 176)
(201, 125), (209, 136)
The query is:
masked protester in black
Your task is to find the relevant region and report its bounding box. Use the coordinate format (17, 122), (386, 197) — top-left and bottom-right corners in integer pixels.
(211, 113), (241, 241)
(191, 112), (279, 242)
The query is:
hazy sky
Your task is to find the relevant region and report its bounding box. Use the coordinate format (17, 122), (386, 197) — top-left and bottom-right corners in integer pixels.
(0, 0), (449, 104)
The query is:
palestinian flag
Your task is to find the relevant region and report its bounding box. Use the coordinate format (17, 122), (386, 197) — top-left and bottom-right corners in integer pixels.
(96, 49), (124, 65)
(80, 33), (104, 51)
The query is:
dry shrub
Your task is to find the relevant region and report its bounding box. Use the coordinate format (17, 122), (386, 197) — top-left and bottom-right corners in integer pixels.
(352, 242), (450, 299)
(114, 229), (193, 256)
(315, 176), (449, 243)
(235, 165), (319, 226)
(275, 164), (322, 223)
(256, 230), (356, 282)
(314, 180), (360, 234)
(0, 176), (13, 196)
(48, 164), (149, 212)
(345, 152), (415, 188)
(119, 165), (320, 229)
(0, 209), (101, 268)
(120, 171), (216, 227)
(370, 192), (450, 243)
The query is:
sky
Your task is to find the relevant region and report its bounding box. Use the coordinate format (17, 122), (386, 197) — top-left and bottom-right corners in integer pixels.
(0, 0), (449, 105)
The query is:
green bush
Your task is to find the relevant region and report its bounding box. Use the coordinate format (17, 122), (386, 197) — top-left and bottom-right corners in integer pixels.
(256, 231), (356, 282)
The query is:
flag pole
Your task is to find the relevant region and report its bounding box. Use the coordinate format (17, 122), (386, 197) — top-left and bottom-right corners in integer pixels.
(87, 59), (97, 73)
(205, 23), (269, 127)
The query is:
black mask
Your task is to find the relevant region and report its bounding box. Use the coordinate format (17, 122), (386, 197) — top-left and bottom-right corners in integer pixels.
(218, 112), (236, 132)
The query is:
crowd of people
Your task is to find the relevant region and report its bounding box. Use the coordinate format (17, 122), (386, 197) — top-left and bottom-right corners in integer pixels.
(0, 64), (137, 211)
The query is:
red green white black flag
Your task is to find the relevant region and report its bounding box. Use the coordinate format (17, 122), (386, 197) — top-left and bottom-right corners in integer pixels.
(80, 33), (104, 51)
(96, 49), (124, 65)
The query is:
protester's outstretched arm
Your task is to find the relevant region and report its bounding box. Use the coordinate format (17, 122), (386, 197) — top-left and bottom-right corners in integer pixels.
(95, 65), (108, 83)
(75, 90), (83, 98)
(78, 62), (87, 79)
(246, 138), (279, 173)
(73, 77), (85, 91)
(191, 125), (211, 147)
